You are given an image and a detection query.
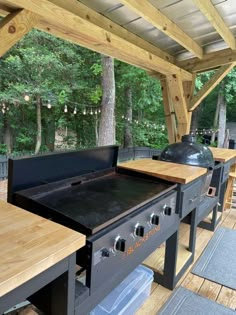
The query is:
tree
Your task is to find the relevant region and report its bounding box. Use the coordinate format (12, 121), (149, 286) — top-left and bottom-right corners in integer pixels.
(98, 55), (116, 146)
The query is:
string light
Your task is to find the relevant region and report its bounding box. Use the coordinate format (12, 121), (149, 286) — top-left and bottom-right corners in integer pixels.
(90, 109), (93, 115)
(24, 92), (30, 102)
(73, 107), (77, 115)
(47, 100), (52, 109)
(64, 105), (68, 113)
(83, 109), (86, 115)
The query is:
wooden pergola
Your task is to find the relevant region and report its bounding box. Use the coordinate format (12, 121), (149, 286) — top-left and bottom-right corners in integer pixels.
(0, 0), (236, 143)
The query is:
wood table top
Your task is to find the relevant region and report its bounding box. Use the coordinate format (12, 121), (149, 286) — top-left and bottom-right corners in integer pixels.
(118, 159), (207, 184)
(0, 200), (85, 297)
(209, 147), (236, 162)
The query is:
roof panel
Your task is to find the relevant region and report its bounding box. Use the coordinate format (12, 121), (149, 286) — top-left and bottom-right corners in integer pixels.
(78, 0), (236, 60)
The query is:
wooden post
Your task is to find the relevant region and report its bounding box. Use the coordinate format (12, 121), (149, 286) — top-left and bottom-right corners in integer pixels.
(166, 74), (190, 141)
(161, 79), (177, 143)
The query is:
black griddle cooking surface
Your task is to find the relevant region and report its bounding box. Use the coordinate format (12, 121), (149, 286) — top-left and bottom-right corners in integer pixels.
(31, 173), (172, 235)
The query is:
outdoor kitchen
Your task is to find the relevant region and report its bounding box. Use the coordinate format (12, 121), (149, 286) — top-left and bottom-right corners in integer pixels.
(1, 0), (236, 314)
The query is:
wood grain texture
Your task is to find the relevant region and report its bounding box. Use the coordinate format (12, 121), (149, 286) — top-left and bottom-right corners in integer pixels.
(189, 64), (236, 111)
(0, 9), (38, 57)
(192, 0), (236, 50)
(119, 0), (203, 59)
(209, 147), (236, 162)
(118, 159), (207, 184)
(0, 200), (85, 297)
(1, 0), (192, 80)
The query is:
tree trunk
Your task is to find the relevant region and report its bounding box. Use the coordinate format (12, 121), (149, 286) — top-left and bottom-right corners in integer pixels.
(45, 119), (55, 151)
(211, 90), (221, 144)
(98, 55), (116, 146)
(123, 86), (133, 147)
(217, 82), (226, 148)
(3, 114), (12, 154)
(35, 95), (42, 154)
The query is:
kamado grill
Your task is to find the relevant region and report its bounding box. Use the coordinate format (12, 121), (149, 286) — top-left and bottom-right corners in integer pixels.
(8, 146), (178, 315)
(158, 135), (226, 230)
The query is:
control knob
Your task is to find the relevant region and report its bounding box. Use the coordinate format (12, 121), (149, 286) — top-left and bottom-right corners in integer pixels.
(134, 223), (145, 237)
(114, 236), (126, 252)
(163, 205), (172, 216)
(150, 213), (159, 225)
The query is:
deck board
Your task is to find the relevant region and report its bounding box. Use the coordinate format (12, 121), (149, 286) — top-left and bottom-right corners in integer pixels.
(136, 207), (236, 314)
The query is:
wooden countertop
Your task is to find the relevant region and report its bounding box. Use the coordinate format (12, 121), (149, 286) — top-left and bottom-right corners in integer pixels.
(118, 159), (207, 184)
(0, 200), (85, 298)
(209, 147), (236, 162)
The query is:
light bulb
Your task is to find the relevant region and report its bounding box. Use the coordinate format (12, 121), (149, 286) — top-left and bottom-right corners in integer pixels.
(83, 109), (86, 115)
(64, 105), (68, 113)
(98, 109), (101, 113)
(47, 100), (52, 109)
(73, 108), (77, 115)
(95, 109), (97, 115)
(90, 109), (93, 115)
(24, 94), (30, 101)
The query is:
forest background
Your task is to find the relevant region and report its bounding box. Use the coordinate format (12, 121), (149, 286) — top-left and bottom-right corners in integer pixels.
(1, 30), (236, 155)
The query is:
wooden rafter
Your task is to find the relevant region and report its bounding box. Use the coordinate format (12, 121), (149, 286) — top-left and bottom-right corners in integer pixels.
(178, 48), (236, 73)
(0, 9), (38, 56)
(166, 74), (190, 141)
(193, 0), (236, 50)
(189, 63), (235, 111)
(119, 0), (203, 59)
(48, 0), (174, 64)
(0, 0), (192, 80)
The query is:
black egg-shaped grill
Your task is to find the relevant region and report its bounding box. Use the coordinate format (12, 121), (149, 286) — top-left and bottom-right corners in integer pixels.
(160, 135), (214, 169)
(160, 135), (214, 200)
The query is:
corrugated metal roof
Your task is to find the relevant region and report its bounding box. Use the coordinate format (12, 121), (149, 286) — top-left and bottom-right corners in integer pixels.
(79, 0), (236, 60)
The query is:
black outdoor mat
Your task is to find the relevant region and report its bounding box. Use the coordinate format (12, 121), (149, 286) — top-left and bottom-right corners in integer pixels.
(192, 227), (236, 289)
(157, 287), (235, 315)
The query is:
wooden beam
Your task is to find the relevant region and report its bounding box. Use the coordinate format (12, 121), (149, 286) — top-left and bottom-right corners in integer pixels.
(0, 9), (38, 56)
(161, 79), (177, 143)
(177, 48), (236, 73)
(192, 0), (236, 50)
(166, 74), (190, 141)
(2, 0), (192, 80)
(0, 1), (174, 63)
(119, 0), (203, 59)
(47, 0), (174, 63)
(189, 63), (235, 111)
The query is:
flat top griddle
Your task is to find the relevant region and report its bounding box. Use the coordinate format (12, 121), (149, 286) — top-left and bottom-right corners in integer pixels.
(17, 172), (174, 235)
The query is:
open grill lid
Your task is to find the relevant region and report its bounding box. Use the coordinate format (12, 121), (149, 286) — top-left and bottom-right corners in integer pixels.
(159, 135), (214, 169)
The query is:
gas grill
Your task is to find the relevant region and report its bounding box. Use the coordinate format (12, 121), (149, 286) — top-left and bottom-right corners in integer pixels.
(8, 146), (178, 315)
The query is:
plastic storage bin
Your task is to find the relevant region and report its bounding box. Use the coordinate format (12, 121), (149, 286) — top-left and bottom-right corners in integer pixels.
(90, 265), (153, 315)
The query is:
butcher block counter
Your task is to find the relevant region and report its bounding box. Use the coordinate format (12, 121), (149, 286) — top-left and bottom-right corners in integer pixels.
(0, 199), (85, 314)
(209, 147), (236, 162)
(118, 159), (207, 184)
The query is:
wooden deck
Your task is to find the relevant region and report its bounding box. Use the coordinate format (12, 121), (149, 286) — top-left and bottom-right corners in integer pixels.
(1, 179), (236, 314)
(136, 207), (236, 314)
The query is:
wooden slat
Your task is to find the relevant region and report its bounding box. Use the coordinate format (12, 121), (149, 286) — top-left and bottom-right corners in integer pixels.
(178, 48), (236, 73)
(120, 0), (203, 59)
(166, 74), (190, 141)
(193, 0), (236, 50)
(189, 64), (235, 111)
(217, 286), (236, 310)
(1, 0), (193, 80)
(0, 200), (85, 297)
(198, 279), (221, 301)
(161, 78), (177, 143)
(0, 9), (38, 57)
(209, 147), (236, 162)
(118, 159), (207, 184)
